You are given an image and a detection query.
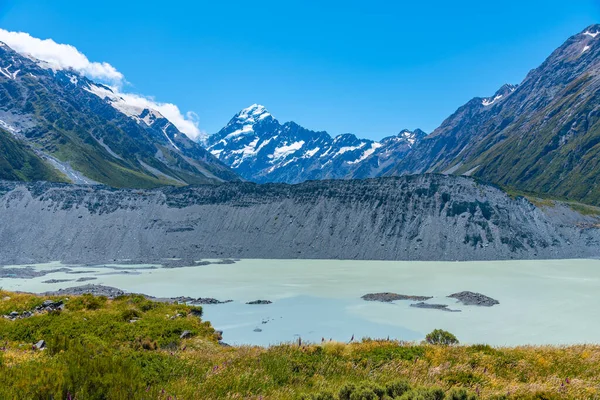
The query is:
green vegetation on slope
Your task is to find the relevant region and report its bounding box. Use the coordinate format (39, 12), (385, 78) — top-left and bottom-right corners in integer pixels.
(0, 291), (599, 399)
(462, 75), (600, 207)
(0, 128), (67, 183)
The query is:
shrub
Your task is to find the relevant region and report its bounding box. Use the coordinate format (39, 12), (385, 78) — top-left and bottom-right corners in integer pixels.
(339, 383), (357, 400)
(349, 387), (378, 400)
(446, 388), (478, 400)
(66, 294), (107, 311)
(120, 308), (141, 322)
(425, 329), (459, 346)
(133, 338), (158, 351)
(339, 382), (386, 400)
(189, 305), (203, 317)
(398, 387), (445, 400)
(386, 380), (411, 397)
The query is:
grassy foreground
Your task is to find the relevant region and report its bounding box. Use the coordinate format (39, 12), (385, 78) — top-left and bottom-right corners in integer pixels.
(0, 291), (598, 399)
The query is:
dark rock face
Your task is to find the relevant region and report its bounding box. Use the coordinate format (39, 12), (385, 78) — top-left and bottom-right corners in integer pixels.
(389, 25), (600, 206)
(448, 291), (500, 307)
(361, 293), (433, 302)
(410, 302), (461, 312)
(206, 104), (425, 184)
(0, 175), (598, 264)
(246, 300), (272, 305)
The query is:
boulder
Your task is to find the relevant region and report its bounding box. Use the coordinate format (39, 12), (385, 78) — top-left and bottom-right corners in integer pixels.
(246, 300), (272, 305)
(180, 330), (193, 339)
(448, 291), (499, 307)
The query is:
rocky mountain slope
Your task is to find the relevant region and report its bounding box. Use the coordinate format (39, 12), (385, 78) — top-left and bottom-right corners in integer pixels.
(0, 42), (239, 188)
(0, 174), (598, 264)
(0, 127), (66, 182)
(388, 25), (600, 206)
(205, 104), (425, 183)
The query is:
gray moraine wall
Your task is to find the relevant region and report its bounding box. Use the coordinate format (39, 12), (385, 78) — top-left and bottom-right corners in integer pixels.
(0, 174), (599, 264)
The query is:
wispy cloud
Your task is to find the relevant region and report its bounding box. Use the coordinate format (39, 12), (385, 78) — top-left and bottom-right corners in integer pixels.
(0, 29), (205, 141)
(117, 92), (206, 141)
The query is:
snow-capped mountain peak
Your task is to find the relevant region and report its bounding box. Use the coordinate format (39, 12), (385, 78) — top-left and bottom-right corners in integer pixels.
(236, 104), (272, 123)
(206, 105), (426, 183)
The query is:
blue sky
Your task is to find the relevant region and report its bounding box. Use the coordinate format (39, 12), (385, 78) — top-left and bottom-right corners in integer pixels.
(0, 0), (599, 140)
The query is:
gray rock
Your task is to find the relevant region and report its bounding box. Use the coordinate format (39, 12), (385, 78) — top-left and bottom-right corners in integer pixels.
(361, 293), (433, 302)
(42, 279), (74, 284)
(253, 328), (263, 332)
(34, 340), (45, 350)
(42, 285), (125, 299)
(410, 302), (461, 312)
(180, 330), (193, 339)
(246, 300), (272, 305)
(0, 175), (598, 265)
(448, 291), (499, 307)
(75, 277), (97, 282)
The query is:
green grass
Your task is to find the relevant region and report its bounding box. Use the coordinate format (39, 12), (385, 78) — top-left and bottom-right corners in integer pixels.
(501, 185), (600, 217)
(0, 128), (68, 183)
(567, 202), (600, 217)
(1, 291), (599, 399)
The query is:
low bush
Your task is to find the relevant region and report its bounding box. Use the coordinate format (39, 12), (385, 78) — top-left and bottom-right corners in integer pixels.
(425, 329), (459, 346)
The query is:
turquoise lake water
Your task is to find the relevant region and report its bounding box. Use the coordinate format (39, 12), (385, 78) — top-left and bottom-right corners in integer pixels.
(1, 259), (599, 346)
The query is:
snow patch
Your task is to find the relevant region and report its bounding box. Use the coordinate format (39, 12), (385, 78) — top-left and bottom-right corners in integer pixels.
(0, 65), (18, 80)
(304, 147), (320, 158)
(231, 138), (260, 158)
(583, 45), (591, 54)
(225, 125), (254, 139)
(236, 104), (271, 124)
(347, 143), (382, 164)
(256, 137), (275, 152)
(161, 123), (180, 151)
(399, 130), (418, 145)
(272, 141), (305, 159)
(584, 30), (600, 38)
(84, 83), (164, 127)
(334, 143), (365, 157)
(482, 94), (503, 107)
(0, 119), (19, 134)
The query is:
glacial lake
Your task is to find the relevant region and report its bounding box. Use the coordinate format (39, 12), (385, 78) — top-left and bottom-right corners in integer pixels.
(1, 259), (600, 346)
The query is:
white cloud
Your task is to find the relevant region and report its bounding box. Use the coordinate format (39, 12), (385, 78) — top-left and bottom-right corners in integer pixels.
(0, 29), (124, 85)
(0, 29), (205, 141)
(117, 92), (207, 141)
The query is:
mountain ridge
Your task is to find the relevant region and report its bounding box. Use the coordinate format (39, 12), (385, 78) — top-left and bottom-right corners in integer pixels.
(0, 41), (239, 188)
(206, 104), (426, 183)
(388, 24), (600, 206)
